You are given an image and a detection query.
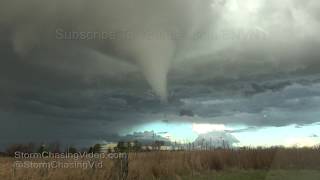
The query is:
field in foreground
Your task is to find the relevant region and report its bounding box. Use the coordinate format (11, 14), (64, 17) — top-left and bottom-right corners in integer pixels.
(0, 148), (319, 180)
(182, 170), (320, 180)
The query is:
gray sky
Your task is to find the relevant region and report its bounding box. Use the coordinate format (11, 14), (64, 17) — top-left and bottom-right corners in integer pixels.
(0, 0), (320, 147)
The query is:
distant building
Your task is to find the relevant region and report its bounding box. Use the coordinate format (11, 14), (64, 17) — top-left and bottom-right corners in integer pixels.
(141, 146), (153, 151)
(101, 142), (118, 152)
(160, 146), (172, 151)
(141, 145), (173, 151)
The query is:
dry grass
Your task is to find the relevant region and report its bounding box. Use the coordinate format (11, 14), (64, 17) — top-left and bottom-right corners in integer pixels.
(127, 147), (320, 179)
(0, 147), (319, 180)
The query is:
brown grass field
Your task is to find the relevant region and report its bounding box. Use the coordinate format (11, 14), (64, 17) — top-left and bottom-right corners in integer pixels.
(0, 147), (320, 180)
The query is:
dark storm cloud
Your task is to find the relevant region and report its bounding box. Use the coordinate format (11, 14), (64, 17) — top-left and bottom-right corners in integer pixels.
(0, 0), (320, 146)
(174, 80), (320, 127)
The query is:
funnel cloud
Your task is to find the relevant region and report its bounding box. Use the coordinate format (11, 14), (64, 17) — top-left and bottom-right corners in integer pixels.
(0, 0), (213, 101)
